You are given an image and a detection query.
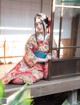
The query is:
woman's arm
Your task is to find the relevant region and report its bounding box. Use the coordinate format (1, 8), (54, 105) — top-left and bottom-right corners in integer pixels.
(24, 35), (38, 67)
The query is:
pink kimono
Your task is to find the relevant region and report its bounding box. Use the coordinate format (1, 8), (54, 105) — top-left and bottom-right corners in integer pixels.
(2, 34), (50, 84)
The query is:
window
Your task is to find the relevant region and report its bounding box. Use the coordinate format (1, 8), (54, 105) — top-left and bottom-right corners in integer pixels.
(48, 0), (80, 80)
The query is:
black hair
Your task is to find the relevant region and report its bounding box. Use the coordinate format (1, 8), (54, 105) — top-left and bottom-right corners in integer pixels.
(34, 13), (48, 44)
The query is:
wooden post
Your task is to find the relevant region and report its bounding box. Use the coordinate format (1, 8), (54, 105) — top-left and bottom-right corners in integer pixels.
(4, 38), (6, 64)
(58, 3), (63, 58)
(48, 0), (55, 80)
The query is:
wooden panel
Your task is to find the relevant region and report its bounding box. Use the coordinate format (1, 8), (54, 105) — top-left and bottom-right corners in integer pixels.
(76, 60), (80, 72)
(49, 58), (80, 79)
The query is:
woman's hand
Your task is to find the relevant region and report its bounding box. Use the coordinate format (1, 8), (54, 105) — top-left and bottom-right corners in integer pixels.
(45, 53), (51, 62)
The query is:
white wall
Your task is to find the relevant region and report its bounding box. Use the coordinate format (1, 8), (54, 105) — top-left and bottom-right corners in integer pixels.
(1, 0), (39, 36)
(1, 0), (51, 36)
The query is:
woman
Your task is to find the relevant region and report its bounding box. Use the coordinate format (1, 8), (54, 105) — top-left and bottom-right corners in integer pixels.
(1, 13), (57, 85)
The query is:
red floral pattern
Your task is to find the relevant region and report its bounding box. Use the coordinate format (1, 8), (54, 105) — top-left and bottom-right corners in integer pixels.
(1, 34), (50, 84)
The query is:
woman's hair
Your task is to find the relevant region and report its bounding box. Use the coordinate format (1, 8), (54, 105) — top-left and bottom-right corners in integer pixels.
(34, 13), (51, 28)
(34, 13), (51, 42)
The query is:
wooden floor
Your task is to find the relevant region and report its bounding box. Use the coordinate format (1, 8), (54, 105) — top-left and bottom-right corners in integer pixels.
(5, 75), (80, 98)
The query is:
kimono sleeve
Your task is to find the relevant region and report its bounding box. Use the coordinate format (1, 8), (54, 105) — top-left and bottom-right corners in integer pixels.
(24, 35), (38, 67)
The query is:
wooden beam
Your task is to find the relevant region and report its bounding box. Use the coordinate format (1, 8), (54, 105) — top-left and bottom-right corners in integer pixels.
(48, 0), (55, 79)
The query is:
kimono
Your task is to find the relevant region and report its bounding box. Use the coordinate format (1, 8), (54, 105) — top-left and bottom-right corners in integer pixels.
(2, 33), (50, 84)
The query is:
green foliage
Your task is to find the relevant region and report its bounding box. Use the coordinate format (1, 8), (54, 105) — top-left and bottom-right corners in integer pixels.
(7, 84), (33, 105)
(62, 99), (70, 105)
(18, 89), (33, 105)
(19, 99), (32, 105)
(77, 94), (80, 104)
(0, 80), (4, 98)
(0, 81), (4, 105)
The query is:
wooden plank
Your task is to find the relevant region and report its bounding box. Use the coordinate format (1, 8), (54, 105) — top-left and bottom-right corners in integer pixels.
(5, 76), (80, 98)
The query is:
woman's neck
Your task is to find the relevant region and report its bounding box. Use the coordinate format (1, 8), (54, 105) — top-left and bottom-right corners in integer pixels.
(36, 31), (47, 36)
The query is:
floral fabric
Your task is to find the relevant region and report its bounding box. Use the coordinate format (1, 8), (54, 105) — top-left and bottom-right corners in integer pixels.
(1, 34), (50, 84)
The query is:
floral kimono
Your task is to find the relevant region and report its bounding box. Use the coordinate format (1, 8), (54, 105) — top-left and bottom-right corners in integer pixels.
(2, 34), (50, 84)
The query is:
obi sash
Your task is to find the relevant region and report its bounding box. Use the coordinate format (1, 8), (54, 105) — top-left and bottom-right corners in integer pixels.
(34, 51), (47, 58)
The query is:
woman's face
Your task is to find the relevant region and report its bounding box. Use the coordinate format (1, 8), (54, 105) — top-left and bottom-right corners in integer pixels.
(35, 18), (44, 34)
